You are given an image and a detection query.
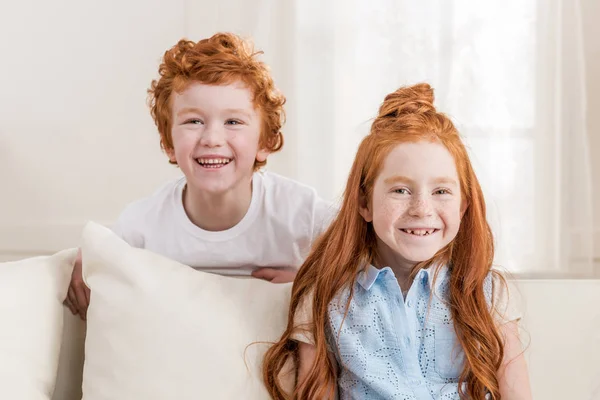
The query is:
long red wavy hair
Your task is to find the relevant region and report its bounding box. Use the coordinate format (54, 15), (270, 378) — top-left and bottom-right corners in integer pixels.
(263, 83), (505, 399)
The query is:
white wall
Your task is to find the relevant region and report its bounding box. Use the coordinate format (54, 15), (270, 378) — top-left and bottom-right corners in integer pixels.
(0, 0), (186, 260)
(0, 0), (337, 261)
(1, 1), (598, 264)
(182, 0), (300, 182)
(183, 1), (341, 202)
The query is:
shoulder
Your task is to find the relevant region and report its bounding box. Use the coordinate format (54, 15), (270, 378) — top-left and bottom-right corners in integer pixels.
(259, 171), (321, 203)
(117, 177), (183, 224)
(259, 170), (337, 228)
(112, 176), (185, 245)
(485, 269), (523, 325)
(430, 266), (522, 325)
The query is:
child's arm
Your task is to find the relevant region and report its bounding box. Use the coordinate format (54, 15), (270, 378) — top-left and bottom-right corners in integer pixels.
(251, 267), (297, 283)
(63, 248), (90, 320)
(63, 210), (142, 319)
(297, 342), (337, 399)
(498, 321), (533, 400)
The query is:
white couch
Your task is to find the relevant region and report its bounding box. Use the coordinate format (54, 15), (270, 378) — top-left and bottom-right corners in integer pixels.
(49, 282), (600, 400)
(4, 223), (600, 399)
(516, 280), (600, 399)
(4, 223), (294, 400)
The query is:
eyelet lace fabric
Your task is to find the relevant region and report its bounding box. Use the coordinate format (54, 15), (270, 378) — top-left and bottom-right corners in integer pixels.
(326, 266), (500, 399)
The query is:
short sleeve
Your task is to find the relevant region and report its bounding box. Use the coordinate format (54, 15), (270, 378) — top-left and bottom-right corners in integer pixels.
(490, 272), (523, 325)
(110, 205), (145, 248)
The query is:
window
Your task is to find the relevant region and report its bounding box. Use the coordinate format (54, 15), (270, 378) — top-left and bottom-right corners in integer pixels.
(325, 0), (594, 274)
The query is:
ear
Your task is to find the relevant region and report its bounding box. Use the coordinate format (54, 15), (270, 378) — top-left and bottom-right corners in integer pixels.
(165, 147), (177, 164)
(256, 147), (270, 163)
(358, 192), (373, 223)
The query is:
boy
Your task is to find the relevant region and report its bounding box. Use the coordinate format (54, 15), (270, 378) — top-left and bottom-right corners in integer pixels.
(65, 33), (334, 319)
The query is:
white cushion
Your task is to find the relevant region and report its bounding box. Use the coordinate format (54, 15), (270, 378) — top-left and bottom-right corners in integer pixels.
(0, 248), (78, 400)
(80, 221), (292, 400)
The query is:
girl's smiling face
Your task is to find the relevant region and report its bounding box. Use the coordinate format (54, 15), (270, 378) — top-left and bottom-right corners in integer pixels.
(360, 140), (465, 271)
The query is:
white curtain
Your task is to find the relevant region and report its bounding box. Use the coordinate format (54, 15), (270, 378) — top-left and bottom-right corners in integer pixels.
(186, 0), (594, 275)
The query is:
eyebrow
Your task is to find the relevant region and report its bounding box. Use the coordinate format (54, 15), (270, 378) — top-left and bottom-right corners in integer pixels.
(176, 107), (202, 117)
(383, 175), (459, 186)
(223, 108), (253, 119)
(384, 175), (415, 185)
(176, 107), (253, 119)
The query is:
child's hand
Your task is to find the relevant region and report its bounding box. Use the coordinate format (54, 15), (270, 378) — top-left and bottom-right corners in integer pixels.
(251, 267), (297, 283)
(63, 249), (90, 320)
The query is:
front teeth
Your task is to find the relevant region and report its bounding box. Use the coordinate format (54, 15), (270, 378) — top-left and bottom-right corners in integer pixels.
(197, 158), (231, 165)
(403, 229), (435, 236)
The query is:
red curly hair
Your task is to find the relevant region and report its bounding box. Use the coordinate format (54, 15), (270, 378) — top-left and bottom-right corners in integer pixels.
(147, 32), (286, 169)
(263, 83), (506, 399)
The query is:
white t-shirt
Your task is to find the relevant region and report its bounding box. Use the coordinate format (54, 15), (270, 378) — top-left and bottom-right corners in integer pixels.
(112, 171), (336, 276)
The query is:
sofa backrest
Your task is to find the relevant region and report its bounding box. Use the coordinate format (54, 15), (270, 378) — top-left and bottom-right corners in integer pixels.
(518, 279), (600, 399)
(52, 280), (600, 400)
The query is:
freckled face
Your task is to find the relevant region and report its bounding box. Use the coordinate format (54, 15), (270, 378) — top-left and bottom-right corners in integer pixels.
(360, 141), (464, 270)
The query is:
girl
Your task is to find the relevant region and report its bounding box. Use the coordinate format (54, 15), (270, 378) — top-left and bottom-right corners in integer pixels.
(263, 83), (532, 399)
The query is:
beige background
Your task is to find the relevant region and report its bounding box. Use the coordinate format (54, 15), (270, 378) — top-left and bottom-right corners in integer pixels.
(0, 0), (598, 262)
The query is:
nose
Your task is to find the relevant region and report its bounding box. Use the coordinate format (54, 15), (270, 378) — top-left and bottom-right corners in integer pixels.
(199, 123), (225, 148)
(408, 194), (433, 218)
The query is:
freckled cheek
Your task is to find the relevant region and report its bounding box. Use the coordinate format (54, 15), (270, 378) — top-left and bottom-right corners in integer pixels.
(375, 201), (409, 226)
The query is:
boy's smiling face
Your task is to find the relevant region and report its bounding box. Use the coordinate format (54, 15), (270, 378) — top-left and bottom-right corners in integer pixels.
(168, 81), (268, 195)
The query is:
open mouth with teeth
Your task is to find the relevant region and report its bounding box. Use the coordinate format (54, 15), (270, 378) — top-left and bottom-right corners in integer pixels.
(400, 228), (439, 236)
(195, 157), (233, 169)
